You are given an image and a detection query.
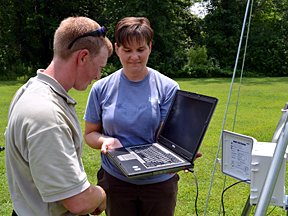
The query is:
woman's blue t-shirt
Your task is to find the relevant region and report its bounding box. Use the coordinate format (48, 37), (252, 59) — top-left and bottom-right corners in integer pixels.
(84, 68), (179, 185)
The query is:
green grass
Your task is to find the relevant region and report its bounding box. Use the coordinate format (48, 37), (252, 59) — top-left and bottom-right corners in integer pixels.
(1, 77), (288, 215)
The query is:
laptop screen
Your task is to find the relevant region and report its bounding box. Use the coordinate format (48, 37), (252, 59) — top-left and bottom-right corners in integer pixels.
(158, 90), (218, 161)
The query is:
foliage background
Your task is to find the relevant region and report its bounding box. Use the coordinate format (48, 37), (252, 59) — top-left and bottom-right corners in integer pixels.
(0, 0), (288, 80)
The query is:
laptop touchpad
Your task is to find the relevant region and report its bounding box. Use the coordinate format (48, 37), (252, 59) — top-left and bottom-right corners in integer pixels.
(118, 154), (137, 161)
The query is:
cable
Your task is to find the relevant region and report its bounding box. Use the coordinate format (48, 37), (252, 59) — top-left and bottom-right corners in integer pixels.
(266, 206), (276, 216)
(221, 179), (251, 216)
(188, 168), (199, 216)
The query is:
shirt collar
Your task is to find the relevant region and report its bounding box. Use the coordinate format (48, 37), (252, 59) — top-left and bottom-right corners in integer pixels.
(36, 69), (77, 105)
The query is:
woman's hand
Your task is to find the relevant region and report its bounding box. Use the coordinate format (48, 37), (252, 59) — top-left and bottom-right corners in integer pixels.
(169, 152), (203, 175)
(101, 137), (123, 154)
(195, 152), (203, 160)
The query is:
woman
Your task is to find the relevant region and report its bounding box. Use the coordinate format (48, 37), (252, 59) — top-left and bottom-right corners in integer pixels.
(84, 17), (180, 216)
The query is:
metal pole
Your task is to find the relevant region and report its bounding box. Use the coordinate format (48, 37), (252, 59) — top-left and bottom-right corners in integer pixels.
(204, 0), (252, 214)
(241, 107), (288, 215)
(241, 196), (253, 216)
(254, 118), (288, 215)
(271, 103), (288, 143)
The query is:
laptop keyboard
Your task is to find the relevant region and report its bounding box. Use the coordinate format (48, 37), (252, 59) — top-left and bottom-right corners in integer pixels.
(130, 145), (181, 168)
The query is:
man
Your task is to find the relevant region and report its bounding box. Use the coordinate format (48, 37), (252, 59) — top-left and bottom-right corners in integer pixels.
(5, 16), (113, 215)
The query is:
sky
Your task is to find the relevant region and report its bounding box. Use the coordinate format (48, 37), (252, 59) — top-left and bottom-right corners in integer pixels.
(190, 2), (207, 18)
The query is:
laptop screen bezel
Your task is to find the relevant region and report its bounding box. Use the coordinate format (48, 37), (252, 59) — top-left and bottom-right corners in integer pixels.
(157, 90), (218, 162)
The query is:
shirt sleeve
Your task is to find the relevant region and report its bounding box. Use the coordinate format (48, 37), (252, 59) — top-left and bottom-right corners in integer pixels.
(84, 85), (102, 124)
(160, 83), (180, 121)
(28, 123), (90, 202)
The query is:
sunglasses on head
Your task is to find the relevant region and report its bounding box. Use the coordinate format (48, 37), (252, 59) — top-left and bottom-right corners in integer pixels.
(68, 26), (106, 49)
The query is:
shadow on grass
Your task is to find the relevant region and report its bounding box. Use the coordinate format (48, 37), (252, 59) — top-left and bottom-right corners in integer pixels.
(175, 76), (288, 86)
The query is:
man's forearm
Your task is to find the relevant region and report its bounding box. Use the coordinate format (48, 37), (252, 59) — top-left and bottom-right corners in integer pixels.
(62, 184), (106, 215)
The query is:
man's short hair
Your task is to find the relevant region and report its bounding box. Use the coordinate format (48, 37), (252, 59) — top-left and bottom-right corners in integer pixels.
(54, 17), (113, 60)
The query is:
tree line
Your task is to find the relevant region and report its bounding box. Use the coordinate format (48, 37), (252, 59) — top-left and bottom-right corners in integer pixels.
(0, 0), (287, 80)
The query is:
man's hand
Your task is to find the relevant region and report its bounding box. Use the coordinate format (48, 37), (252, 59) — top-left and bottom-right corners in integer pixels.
(90, 186), (106, 215)
(101, 137), (122, 154)
(90, 200), (106, 215)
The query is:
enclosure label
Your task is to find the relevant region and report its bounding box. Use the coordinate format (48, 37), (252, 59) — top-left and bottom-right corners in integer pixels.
(229, 138), (251, 176)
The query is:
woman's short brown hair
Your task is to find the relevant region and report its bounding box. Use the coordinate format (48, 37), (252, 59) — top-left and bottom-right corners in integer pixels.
(54, 17), (113, 61)
(115, 17), (153, 47)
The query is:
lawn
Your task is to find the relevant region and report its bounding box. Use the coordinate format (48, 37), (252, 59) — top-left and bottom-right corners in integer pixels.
(1, 76), (288, 215)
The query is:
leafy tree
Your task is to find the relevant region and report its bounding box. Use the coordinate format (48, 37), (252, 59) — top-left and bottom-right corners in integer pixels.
(0, 0), (17, 72)
(245, 0), (288, 76)
(202, 0), (246, 70)
(0, 0), (202, 79)
(0, 0), (107, 78)
(101, 0), (201, 77)
(5, 0), (288, 78)
(201, 0), (288, 76)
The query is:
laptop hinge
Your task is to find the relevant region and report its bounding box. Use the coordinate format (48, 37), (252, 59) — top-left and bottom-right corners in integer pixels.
(180, 153), (193, 162)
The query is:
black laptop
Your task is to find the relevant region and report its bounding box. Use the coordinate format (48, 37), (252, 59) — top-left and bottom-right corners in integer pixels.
(107, 90), (218, 179)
